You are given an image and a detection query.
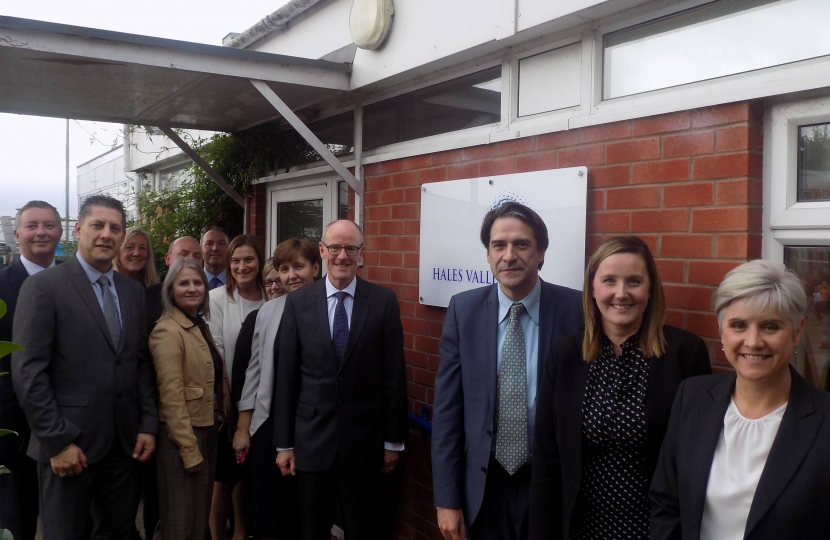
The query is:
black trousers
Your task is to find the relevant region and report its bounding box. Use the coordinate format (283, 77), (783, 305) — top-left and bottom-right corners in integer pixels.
(0, 454), (39, 540)
(468, 456), (532, 540)
(38, 440), (139, 540)
(297, 462), (380, 540)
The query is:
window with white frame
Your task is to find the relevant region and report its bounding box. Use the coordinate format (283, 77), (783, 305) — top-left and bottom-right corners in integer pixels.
(603, 0), (830, 100)
(767, 95), (830, 390)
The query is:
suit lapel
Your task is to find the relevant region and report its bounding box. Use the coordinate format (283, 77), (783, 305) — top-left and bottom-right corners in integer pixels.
(745, 369), (822, 536)
(9, 260), (29, 294)
(312, 280), (339, 368)
(537, 282), (554, 386)
(486, 285), (499, 417)
(688, 375), (733, 529)
(112, 273), (131, 354)
(67, 257), (117, 352)
(340, 278), (368, 370)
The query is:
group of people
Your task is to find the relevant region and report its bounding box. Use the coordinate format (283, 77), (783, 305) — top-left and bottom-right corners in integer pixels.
(1, 194), (828, 540)
(432, 202), (830, 540)
(0, 195), (406, 540)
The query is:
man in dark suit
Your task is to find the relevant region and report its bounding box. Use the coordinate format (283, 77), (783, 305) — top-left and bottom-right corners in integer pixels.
(432, 202), (582, 540)
(201, 226), (229, 290)
(0, 200), (62, 540)
(275, 219), (408, 540)
(12, 194), (158, 540)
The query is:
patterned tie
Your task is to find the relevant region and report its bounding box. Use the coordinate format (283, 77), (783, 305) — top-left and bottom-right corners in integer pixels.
(495, 302), (528, 475)
(209, 276), (222, 290)
(332, 291), (350, 362)
(96, 275), (122, 350)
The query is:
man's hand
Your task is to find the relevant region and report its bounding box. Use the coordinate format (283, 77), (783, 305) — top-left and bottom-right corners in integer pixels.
(50, 443), (87, 478)
(276, 449), (296, 476)
(381, 449), (399, 474)
(437, 508), (466, 540)
(132, 433), (155, 463)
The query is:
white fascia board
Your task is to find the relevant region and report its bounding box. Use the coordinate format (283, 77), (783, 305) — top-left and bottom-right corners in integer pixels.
(0, 25), (350, 91)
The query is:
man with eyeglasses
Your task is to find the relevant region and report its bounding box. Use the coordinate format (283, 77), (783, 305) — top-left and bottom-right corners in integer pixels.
(275, 220), (407, 540)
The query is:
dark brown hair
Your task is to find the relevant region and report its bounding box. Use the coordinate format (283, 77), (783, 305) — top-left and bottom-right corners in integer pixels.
(480, 201), (548, 269)
(225, 235), (265, 297)
(272, 238), (321, 270)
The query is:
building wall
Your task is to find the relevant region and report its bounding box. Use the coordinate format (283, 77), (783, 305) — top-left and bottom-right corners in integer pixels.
(247, 100), (763, 539)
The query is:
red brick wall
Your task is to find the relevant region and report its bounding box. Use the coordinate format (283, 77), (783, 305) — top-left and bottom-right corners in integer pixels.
(357, 101), (763, 539)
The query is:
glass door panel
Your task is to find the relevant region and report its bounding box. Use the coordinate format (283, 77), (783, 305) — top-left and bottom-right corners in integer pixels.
(277, 199), (323, 244)
(784, 246), (830, 391)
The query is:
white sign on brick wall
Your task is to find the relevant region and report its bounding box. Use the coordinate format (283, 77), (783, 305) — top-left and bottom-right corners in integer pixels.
(419, 168), (587, 307)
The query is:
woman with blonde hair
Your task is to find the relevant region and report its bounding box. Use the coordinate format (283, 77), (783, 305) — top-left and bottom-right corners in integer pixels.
(150, 257), (232, 539)
(114, 226), (158, 286)
(530, 236), (711, 540)
(650, 260), (830, 539)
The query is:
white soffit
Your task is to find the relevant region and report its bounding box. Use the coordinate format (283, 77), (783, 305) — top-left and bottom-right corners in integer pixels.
(0, 16), (352, 132)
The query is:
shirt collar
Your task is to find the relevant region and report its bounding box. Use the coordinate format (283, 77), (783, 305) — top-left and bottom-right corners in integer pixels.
(204, 268), (227, 284)
(497, 278), (541, 325)
(20, 254), (55, 276)
(75, 252), (115, 285)
(326, 275), (357, 298)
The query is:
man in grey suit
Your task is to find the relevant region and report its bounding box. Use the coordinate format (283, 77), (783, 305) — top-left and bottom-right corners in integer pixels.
(12, 194), (158, 540)
(0, 200), (62, 540)
(432, 202), (583, 540)
(275, 220), (408, 540)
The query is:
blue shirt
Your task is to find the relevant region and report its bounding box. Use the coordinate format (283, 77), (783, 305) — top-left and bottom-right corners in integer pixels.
(76, 252), (122, 327)
(496, 278), (541, 452)
(204, 268), (227, 289)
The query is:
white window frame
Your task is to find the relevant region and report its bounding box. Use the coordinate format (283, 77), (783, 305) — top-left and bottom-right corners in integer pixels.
(764, 96), (830, 262)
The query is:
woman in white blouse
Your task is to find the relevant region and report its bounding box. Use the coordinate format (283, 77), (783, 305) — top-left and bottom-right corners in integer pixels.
(208, 234), (266, 540)
(650, 259), (830, 540)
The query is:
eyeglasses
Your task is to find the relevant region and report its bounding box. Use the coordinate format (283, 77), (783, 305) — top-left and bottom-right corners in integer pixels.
(322, 243), (363, 256)
(264, 280), (282, 287)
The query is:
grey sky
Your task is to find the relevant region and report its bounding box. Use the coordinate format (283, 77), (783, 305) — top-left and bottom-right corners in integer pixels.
(0, 0), (286, 218)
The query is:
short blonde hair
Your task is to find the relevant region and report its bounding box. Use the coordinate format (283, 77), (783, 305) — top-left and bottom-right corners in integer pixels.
(715, 260), (807, 331)
(114, 227), (159, 286)
(262, 258), (275, 280)
(160, 257), (211, 321)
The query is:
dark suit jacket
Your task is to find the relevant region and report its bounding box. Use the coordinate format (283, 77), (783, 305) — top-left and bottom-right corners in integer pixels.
(529, 326), (711, 540)
(0, 259), (31, 459)
(274, 276), (407, 473)
(649, 367), (830, 540)
(145, 282), (163, 333)
(11, 256), (158, 464)
(432, 280), (583, 525)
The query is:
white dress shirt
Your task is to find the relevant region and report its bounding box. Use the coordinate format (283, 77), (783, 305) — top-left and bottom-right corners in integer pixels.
(20, 254), (56, 276)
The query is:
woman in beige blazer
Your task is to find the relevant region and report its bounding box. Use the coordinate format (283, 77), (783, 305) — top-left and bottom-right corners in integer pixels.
(150, 257), (232, 540)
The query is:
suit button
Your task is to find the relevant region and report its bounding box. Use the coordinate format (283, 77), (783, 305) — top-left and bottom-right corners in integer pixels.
(337, 400), (343, 407)
(481, 466), (487, 473)
(486, 430), (492, 437)
(338, 376), (343, 381)
(116, 360), (121, 366)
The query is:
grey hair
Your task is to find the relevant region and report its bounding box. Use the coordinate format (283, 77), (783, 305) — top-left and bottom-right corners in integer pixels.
(321, 220), (364, 245)
(160, 257), (211, 322)
(715, 259), (807, 332)
(14, 201), (62, 231)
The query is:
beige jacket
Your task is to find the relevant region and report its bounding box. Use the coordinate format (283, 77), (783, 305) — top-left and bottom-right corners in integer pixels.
(150, 307), (232, 469)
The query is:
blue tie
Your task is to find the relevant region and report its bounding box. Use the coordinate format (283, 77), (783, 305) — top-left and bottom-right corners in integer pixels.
(209, 276), (222, 290)
(332, 291), (349, 362)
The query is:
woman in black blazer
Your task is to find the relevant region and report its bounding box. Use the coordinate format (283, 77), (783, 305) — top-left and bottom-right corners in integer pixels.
(530, 236), (711, 540)
(650, 260), (830, 539)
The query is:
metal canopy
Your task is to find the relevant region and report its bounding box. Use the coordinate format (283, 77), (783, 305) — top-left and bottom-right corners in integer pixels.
(0, 16), (351, 132)
(0, 15), (362, 206)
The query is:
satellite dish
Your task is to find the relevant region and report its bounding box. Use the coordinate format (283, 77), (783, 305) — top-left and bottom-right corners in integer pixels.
(350, 0), (395, 50)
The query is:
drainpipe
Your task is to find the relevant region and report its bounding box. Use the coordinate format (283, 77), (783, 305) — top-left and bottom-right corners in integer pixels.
(226, 0), (324, 49)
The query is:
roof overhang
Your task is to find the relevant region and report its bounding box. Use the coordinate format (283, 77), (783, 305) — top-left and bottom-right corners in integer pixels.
(0, 16), (352, 132)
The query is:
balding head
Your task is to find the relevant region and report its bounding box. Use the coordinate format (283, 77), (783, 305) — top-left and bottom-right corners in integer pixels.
(164, 236), (203, 267)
